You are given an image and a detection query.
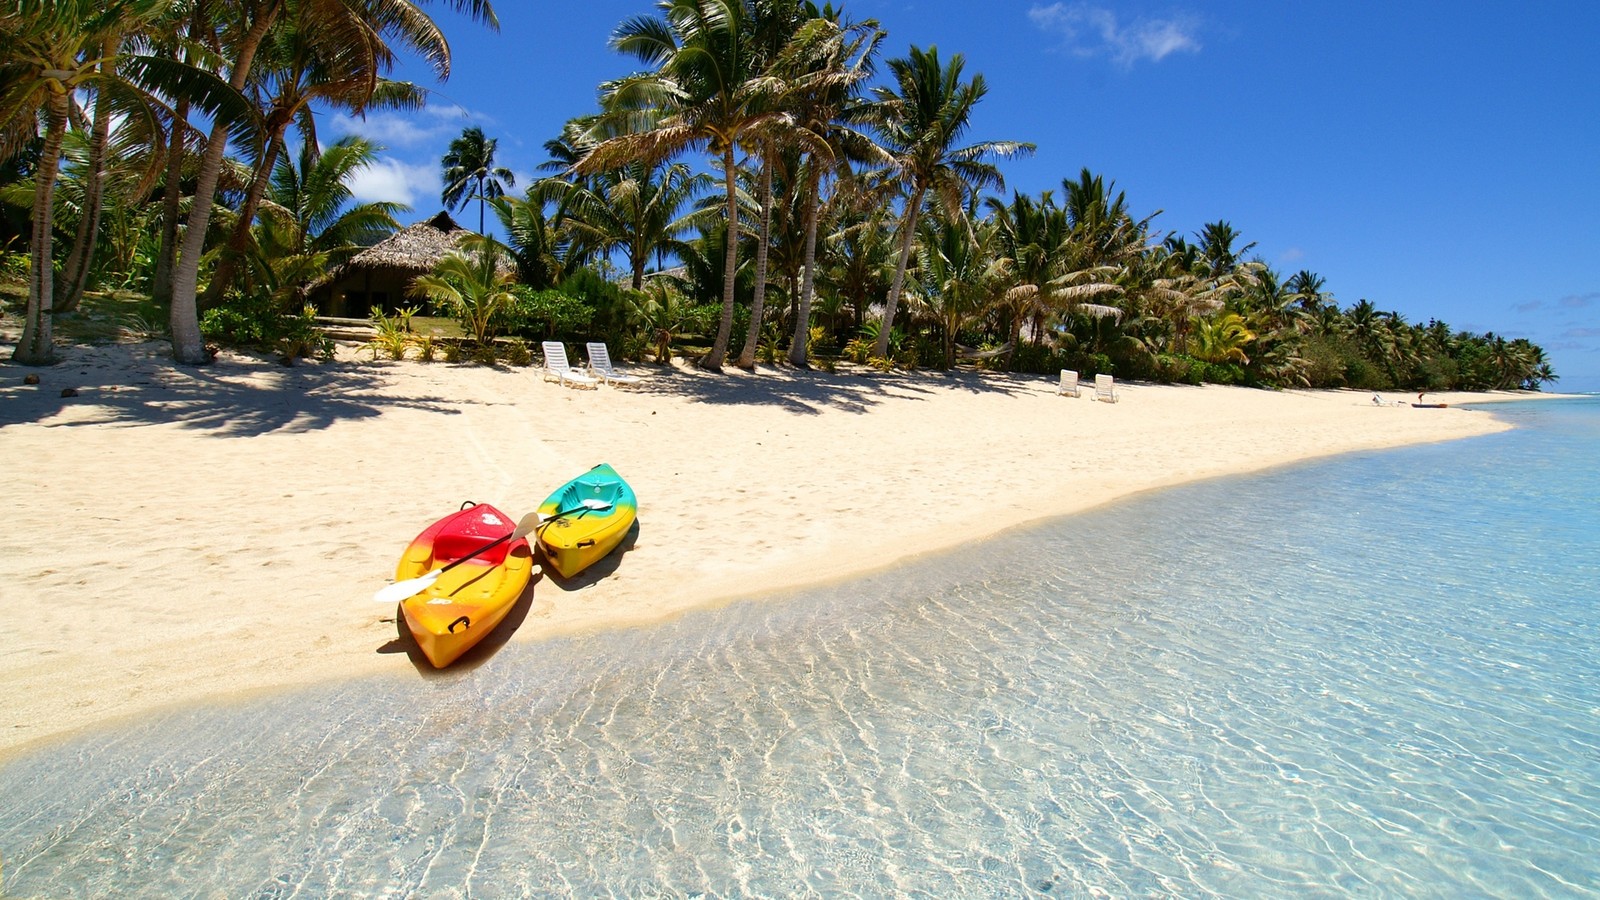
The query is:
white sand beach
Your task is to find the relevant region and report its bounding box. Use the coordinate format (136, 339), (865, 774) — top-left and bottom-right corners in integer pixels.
(0, 340), (1534, 759)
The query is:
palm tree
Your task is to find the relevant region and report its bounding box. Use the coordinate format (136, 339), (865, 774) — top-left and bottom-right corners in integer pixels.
(861, 44), (1032, 360)
(442, 125), (514, 234)
(1190, 311), (1255, 364)
(911, 201), (1006, 368)
(1, 0), (176, 364)
(247, 133), (405, 300)
(584, 0), (791, 370)
(166, 0), (498, 364)
(202, 0), (428, 310)
(533, 159), (711, 290)
(491, 194), (565, 290)
(782, 9), (883, 367)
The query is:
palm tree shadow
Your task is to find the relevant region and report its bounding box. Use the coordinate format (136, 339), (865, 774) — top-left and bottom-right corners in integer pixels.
(538, 519), (641, 589)
(630, 362), (1038, 414)
(375, 571), (546, 676)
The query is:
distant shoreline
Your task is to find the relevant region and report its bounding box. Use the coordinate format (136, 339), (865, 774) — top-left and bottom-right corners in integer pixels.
(0, 338), (1571, 761)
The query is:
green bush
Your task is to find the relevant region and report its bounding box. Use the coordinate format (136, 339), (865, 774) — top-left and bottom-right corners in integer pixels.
(1201, 361), (1248, 385)
(1344, 356), (1390, 391)
(202, 297), (332, 364)
(1151, 354), (1202, 385)
(501, 285), (594, 339)
(500, 337), (532, 367)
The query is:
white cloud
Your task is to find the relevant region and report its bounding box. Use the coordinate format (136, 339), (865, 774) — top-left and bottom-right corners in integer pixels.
(1028, 3), (1202, 66)
(324, 103), (487, 151)
(1278, 247), (1305, 264)
(347, 157), (439, 208)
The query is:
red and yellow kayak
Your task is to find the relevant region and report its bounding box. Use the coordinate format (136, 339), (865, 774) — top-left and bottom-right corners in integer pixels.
(393, 502), (534, 668)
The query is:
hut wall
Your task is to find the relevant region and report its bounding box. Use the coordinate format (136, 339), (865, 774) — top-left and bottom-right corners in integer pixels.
(313, 266), (426, 318)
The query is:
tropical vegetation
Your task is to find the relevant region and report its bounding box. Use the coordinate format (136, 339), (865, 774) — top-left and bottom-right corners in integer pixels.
(0, 0), (1556, 391)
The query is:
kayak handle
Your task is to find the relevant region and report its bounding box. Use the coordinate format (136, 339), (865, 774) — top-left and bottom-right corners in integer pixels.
(448, 616), (471, 633)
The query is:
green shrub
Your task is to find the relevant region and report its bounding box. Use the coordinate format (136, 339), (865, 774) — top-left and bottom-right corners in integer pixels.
(501, 285), (594, 339)
(500, 337), (532, 367)
(1201, 362), (1248, 385)
(201, 297), (332, 363)
(1344, 356), (1390, 391)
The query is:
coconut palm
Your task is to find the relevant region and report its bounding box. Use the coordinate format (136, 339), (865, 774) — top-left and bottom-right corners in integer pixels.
(781, 9), (883, 366)
(166, 0), (498, 365)
(442, 125), (514, 234)
(1, 0), (180, 364)
(202, 0), (428, 310)
(585, 0), (792, 370)
(910, 201), (1007, 368)
(249, 134), (405, 297)
(533, 159), (711, 291)
(491, 194), (565, 290)
(860, 44), (1033, 360)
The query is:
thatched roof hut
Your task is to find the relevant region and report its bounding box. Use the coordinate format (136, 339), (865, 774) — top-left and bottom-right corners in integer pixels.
(309, 211), (472, 318)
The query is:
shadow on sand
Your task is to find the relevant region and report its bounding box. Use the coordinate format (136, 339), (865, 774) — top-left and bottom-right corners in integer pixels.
(0, 340), (466, 436)
(620, 361), (1039, 415)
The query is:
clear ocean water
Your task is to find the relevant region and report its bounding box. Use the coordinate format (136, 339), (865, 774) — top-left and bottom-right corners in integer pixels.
(3, 399), (1597, 899)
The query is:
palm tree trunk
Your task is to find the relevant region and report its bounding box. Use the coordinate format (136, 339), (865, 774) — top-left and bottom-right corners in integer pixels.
(787, 166), (822, 368)
(702, 146), (740, 371)
(14, 93), (71, 365)
(56, 36), (118, 314)
(151, 96), (190, 306)
(735, 155), (774, 369)
(201, 119), (290, 311)
(875, 185), (924, 360)
(169, 6), (278, 364)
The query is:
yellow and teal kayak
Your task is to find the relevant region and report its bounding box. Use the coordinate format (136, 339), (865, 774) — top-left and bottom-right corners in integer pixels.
(536, 463), (637, 578)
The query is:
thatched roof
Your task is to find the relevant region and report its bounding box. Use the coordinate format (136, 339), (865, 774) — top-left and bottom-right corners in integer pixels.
(348, 210), (470, 269)
(313, 211), (472, 288)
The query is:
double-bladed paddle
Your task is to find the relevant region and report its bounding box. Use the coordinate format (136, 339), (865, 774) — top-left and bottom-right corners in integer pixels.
(373, 499), (612, 604)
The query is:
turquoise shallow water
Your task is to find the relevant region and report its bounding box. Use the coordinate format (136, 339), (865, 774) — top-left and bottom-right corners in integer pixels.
(3, 399), (1598, 898)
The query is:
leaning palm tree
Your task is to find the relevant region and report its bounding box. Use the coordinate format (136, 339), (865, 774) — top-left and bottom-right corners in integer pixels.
(201, 0), (428, 310)
(582, 0), (791, 370)
(860, 45), (1033, 361)
(442, 124), (515, 233)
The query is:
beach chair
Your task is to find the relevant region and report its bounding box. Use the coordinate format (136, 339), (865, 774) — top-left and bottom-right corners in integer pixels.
(541, 341), (598, 389)
(1094, 373), (1119, 403)
(1057, 369), (1081, 397)
(585, 342), (642, 386)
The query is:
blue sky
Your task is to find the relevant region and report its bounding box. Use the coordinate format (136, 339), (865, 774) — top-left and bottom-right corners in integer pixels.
(321, 1), (1600, 390)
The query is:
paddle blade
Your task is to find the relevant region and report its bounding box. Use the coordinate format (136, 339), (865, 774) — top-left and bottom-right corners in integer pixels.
(509, 510), (546, 540)
(373, 569), (441, 604)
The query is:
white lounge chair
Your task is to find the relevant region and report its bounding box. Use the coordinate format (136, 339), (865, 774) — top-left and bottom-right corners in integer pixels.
(1094, 373), (1118, 403)
(1057, 369), (1081, 397)
(585, 342), (642, 386)
(541, 341), (598, 389)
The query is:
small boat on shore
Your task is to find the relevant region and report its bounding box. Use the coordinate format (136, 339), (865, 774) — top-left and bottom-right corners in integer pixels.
(1412, 403), (1449, 408)
(537, 464), (637, 578)
(392, 502), (534, 668)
